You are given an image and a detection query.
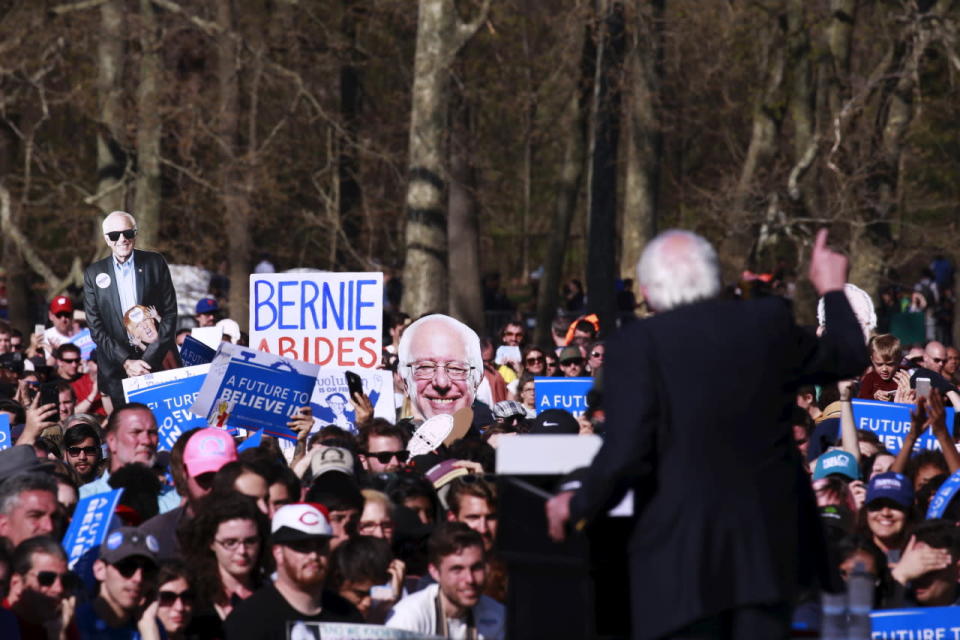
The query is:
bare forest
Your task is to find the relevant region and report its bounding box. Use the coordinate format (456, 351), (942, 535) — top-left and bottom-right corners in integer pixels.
(1, 0), (959, 337)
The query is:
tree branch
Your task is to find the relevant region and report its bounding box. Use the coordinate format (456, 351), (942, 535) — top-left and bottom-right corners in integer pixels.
(49, 0), (108, 15)
(454, 0), (492, 53)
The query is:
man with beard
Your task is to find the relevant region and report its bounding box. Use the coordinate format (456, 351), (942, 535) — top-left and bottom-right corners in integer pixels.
(397, 314), (483, 421)
(223, 503), (363, 639)
(62, 423), (103, 485)
(4, 536), (79, 639)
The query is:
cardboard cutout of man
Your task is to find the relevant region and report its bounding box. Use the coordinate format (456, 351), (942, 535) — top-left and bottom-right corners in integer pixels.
(83, 211), (180, 407)
(397, 314), (483, 421)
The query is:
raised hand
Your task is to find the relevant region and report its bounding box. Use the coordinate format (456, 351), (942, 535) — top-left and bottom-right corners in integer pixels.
(808, 228), (847, 296)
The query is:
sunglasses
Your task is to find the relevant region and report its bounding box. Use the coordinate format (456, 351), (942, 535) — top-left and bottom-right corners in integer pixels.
(285, 538), (330, 554)
(525, 357), (544, 365)
(159, 590), (195, 607)
(590, 351), (604, 358)
(112, 557), (156, 579)
(60, 357), (80, 364)
(54, 312), (72, 320)
(105, 229), (137, 242)
(560, 359), (583, 366)
(67, 445), (99, 457)
(366, 450), (410, 464)
(35, 570), (79, 590)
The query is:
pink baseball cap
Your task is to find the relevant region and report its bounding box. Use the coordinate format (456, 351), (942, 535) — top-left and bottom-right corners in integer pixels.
(183, 428), (237, 477)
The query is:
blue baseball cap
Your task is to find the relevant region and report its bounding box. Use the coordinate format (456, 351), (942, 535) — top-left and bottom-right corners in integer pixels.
(195, 297), (219, 314)
(866, 472), (913, 510)
(812, 450), (860, 481)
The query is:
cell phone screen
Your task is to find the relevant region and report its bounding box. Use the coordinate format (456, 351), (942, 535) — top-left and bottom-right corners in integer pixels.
(40, 383), (59, 408)
(345, 371), (364, 398)
(916, 377), (932, 400)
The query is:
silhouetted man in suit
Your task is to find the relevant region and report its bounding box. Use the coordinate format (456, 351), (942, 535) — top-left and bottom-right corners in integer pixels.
(83, 211), (179, 408)
(546, 229), (868, 639)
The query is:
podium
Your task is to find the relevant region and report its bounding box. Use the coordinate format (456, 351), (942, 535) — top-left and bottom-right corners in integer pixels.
(496, 435), (631, 639)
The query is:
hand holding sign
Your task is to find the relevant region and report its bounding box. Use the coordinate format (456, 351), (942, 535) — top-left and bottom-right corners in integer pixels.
(287, 406), (313, 443)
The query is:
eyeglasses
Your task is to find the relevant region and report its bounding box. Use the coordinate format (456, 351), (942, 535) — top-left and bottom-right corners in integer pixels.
(60, 357), (80, 364)
(33, 570), (79, 590)
(67, 446), (99, 457)
(358, 520), (394, 535)
(214, 536), (260, 551)
(521, 386), (535, 394)
(366, 450), (410, 464)
(112, 557), (156, 579)
(525, 356), (544, 365)
(159, 590), (195, 607)
(408, 361), (473, 381)
(105, 229), (137, 242)
(590, 351), (604, 359)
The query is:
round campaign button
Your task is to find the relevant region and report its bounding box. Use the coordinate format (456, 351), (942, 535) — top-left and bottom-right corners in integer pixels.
(96, 273), (112, 289)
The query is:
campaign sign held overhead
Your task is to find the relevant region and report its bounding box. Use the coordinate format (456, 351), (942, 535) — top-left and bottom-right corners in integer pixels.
(250, 272), (383, 369)
(870, 606), (960, 638)
(123, 365), (210, 451)
(179, 335), (217, 367)
(192, 343), (319, 441)
(68, 329), (95, 360)
(310, 368), (395, 433)
(852, 399), (955, 455)
(535, 377), (593, 418)
(0, 414), (10, 451)
(62, 489), (124, 568)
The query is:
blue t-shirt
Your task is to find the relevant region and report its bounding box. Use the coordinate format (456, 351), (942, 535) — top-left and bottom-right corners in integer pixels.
(74, 601), (165, 640)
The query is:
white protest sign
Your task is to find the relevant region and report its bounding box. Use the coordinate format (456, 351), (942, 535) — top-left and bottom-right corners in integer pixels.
(249, 272), (383, 369)
(310, 367), (396, 433)
(191, 326), (223, 350)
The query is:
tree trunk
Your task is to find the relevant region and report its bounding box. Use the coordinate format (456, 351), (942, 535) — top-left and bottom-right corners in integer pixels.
(133, 0), (162, 249)
(586, 0), (625, 337)
(338, 0), (363, 269)
(620, 0), (663, 281)
(533, 20), (593, 346)
(216, 0), (252, 330)
(94, 0), (128, 216)
(447, 86), (484, 333)
(0, 121), (29, 331)
(400, 0), (490, 318)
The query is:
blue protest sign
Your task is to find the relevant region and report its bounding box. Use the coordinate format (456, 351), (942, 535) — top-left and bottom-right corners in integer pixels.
(534, 377), (594, 418)
(851, 399), (955, 455)
(68, 329), (95, 360)
(0, 414), (10, 451)
(123, 365), (210, 451)
(180, 335), (216, 367)
(870, 606), (960, 638)
(192, 344), (319, 441)
(237, 429), (264, 452)
(927, 469), (960, 519)
(62, 489), (123, 568)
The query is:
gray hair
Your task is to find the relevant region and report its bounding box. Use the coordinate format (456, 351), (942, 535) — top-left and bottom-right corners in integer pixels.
(101, 210), (137, 234)
(397, 314), (483, 393)
(0, 472), (58, 515)
(637, 230), (721, 312)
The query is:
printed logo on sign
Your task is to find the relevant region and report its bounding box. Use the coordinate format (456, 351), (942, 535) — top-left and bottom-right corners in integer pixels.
(96, 273), (111, 289)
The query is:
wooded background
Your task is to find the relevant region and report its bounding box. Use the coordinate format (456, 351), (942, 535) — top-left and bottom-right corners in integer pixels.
(1, 0), (959, 341)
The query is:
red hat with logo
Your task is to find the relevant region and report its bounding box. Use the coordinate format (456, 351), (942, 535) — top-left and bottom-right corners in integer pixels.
(49, 296), (74, 314)
(271, 503), (333, 543)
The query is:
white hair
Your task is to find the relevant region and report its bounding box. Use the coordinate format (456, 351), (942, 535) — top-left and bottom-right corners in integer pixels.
(101, 210), (137, 234)
(816, 282), (876, 342)
(637, 230), (721, 312)
(397, 314), (483, 393)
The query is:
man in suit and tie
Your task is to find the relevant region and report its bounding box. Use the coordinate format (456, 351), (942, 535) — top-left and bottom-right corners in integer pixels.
(83, 211), (180, 408)
(546, 229), (868, 639)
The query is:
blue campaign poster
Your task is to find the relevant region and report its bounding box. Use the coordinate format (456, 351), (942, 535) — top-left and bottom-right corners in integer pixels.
(237, 429), (264, 452)
(62, 489), (123, 568)
(852, 400), (955, 455)
(0, 413), (10, 451)
(180, 335), (216, 367)
(534, 377), (594, 418)
(68, 329), (95, 360)
(870, 606), (960, 638)
(927, 469), (960, 519)
(124, 366), (209, 451)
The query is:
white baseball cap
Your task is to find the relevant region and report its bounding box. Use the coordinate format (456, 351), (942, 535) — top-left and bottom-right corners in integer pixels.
(271, 503), (333, 544)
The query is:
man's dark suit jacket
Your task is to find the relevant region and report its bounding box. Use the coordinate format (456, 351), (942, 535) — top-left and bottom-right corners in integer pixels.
(570, 291), (867, 639)
(82, 249), (180, 405)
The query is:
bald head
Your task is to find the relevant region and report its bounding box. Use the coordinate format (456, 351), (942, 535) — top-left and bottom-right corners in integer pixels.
(102, 211), (138, 264)
(924, 341), (947, 374)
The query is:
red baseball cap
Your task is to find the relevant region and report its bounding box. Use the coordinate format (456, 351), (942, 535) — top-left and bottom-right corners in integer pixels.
(49, 296), (73, 314)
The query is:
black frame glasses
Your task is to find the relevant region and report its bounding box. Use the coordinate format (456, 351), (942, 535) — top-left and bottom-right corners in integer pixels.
(158, 590), (196, 606)
(112, 557), (156, 579)
(105, 229), (137, 242)
(366, 450), (410, 464)
(66, 445), (99, 457)
(35, 570), (78, 590)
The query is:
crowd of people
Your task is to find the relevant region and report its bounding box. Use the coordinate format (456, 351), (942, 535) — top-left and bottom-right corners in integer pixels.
(0, 213), (957, 640)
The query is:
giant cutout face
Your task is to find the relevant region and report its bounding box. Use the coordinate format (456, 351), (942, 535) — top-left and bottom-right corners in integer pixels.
(398, 315), (482, 420)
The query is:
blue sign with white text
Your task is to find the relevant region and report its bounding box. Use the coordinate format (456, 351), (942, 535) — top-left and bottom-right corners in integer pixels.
(68, 329), (95, 360)
(927, 469), (960, 519)
(870, 606), (960, 638)
(126, 373), (207, 451)
(208, 356), (316, 441)
(237, 429), (264, 452)
(0, 414), (10, 451)
(62, 489), (123, 568)
(535, 377), (593, 418)
(852, 399), (955, 455)
(180, 335), (216, 367)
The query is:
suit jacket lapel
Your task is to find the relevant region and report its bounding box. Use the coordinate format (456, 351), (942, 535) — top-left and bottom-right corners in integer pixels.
(134, 250), (145, 305)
